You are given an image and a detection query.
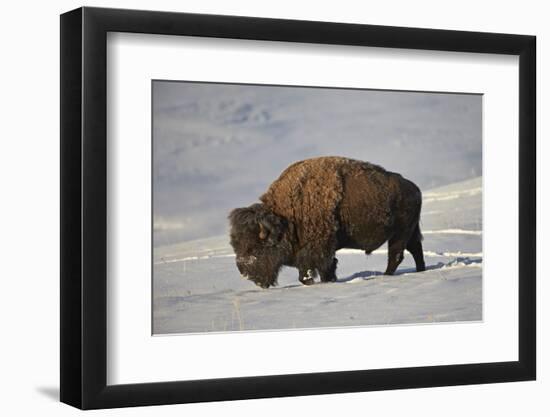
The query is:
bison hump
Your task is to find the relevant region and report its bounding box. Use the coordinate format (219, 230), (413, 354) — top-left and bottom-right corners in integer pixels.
(260, 158), (349, 245)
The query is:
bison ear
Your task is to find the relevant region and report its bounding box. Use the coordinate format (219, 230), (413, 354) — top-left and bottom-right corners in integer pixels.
(258, 211), (286, 244)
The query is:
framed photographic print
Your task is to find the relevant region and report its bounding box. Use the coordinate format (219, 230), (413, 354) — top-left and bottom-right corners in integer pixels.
(60, 6), (536, 409)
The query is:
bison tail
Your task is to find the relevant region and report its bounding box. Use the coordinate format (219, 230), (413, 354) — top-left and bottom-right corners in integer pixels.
(412, 222), (424, 242)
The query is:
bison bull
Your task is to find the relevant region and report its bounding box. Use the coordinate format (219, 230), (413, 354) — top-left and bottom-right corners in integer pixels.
(229, 156), (425, 288)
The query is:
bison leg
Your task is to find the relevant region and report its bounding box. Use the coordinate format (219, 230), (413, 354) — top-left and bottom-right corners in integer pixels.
(384, 238), (405, 275)
(406, 229), (426, 272)
(320, 258), (338, 283)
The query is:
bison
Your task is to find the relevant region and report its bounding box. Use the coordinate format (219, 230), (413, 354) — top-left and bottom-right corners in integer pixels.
(229, 156), (425, 288)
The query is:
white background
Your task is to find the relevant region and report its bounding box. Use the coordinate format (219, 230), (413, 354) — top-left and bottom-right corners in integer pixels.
(108, 33), (518, 384)
(0, 0), (546, 416)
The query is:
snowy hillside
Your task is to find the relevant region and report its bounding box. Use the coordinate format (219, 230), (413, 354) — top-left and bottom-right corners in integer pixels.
(153, 82), (481, 246)
(153, 176), (482, 335)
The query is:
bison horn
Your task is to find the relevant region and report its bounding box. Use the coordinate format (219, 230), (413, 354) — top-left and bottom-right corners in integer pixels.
(259, 223), (268, 240)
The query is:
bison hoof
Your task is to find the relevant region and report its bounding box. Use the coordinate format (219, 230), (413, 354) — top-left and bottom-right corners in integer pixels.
(300, 278), (315, 286)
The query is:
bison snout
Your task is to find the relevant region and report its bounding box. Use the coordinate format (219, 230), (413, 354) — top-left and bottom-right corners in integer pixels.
(236, 256), (258, 280)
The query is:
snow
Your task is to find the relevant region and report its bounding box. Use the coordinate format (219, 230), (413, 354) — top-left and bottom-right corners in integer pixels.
(153, 177), (482, 335)
(152, 82), (482, 334)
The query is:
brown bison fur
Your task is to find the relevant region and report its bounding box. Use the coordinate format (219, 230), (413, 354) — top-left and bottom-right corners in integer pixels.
(229, 156), (425, 288)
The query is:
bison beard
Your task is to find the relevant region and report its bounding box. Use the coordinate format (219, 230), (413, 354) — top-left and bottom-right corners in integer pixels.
(229, 156), (426, 288)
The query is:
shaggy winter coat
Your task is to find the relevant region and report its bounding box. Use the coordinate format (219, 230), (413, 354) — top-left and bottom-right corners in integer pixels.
(229, 156), (425, 288)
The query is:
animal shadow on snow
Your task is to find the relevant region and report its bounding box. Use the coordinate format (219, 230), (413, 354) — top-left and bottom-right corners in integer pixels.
(338, 257), (482, 284)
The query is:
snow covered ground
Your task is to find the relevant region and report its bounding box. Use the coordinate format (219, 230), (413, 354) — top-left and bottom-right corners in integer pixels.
(152, 82), (482, 334)
(153, 176), (482, 335)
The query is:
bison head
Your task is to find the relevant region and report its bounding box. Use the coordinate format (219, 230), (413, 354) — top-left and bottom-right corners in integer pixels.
(228, 203), (291, 288)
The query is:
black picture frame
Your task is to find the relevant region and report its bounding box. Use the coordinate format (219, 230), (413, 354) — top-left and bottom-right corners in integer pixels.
(60, 6), (536, 410)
